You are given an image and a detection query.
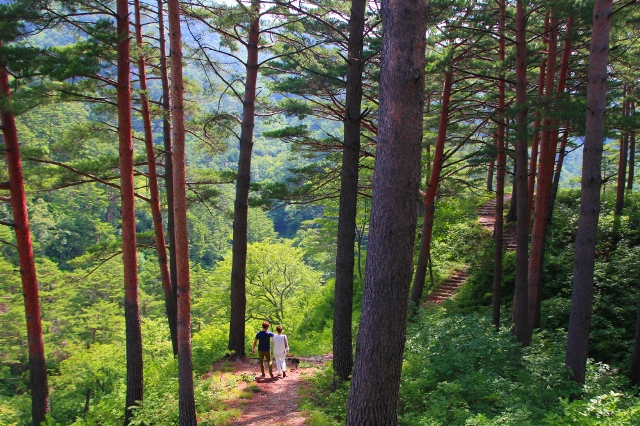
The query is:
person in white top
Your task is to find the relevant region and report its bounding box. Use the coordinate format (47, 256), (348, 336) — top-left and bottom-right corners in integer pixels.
(272, 325), (289, 377)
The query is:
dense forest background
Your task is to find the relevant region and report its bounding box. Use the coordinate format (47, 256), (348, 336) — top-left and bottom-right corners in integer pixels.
(2, 0), (640, 424)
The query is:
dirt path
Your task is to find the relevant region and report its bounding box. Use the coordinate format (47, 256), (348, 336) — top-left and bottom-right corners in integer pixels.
(216, 355), (331, 425)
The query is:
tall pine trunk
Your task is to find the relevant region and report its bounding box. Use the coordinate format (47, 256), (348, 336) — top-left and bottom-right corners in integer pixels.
(565, 0), (612, 391)
(135, 0), (178, 359)
(156, 0), (178, 357)
(492, 0), (507, 330)
(615, 95), (628, 215)
(229, 0), (260, 359)
(0, 43), (50, 426)
(527, 17), (560, 342)
(627, 99), (635, 192)
(333, 0), (366, 383)
(529, 17), (575, 332)
(549, 127), (570, 223)
(116, 1), (144, 422)
(527, 16), (550, 216)
(512, 0), (531, 345)
(506, 162), (517, 223)
(410, 70), (453, 309)
(167, 0), (197, 422)
(346, 0), (427, 422)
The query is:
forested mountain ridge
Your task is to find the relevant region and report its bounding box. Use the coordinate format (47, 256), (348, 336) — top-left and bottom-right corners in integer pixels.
(1, 0), (640, 425)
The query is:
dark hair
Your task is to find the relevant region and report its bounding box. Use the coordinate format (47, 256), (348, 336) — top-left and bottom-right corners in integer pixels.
(276, 325), (283, 332)
(262, 321), (270, 328)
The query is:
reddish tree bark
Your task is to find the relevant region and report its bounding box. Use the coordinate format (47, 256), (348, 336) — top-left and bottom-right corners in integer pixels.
(410, 70), (453, 309)
(565, 0), (613, 390)
(333, 0), (366, 383)
(627, 100), (636, 192)
(527, 16), (575, 336)
(167, 0), (197, 422)
(229, 0), (261, 359)
(526, 17), (560, 342)
(116, 1), (144, 422)
(487, 159), (495, 191)
(512, 0), (531, 345)
(492, 0), (507, 330)
(346, 0), (427, 422)
(134, 0), (178, 358)
(616, 94), (630, 214)
(527, 16), (550, 215)
(549, 126), (571, 222)
(0, 44), (50, 426)
(156, 0), (179, 357)
(528, 57), (547, 214)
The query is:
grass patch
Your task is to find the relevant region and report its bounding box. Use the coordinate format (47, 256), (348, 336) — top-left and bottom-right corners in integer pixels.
(219, 361), (236, 373)
(244, 383), (260, 393)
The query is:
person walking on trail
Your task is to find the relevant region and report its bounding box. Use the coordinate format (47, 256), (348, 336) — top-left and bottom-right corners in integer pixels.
(273, 325), (289, 377)
(252, 321), (274, 377)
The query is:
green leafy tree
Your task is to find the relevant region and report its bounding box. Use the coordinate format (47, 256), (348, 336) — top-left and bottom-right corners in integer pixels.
(211, 240), (322, 329)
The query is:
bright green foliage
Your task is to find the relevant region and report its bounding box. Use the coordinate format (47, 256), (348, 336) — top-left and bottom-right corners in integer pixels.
(210, 240), (322, 326)
(33, 186), (116, 267)
(299, 364), (348, 425)
(49, 343), (126, 424)
(537, 191), (640, 367)
(544, 392), (640, 425)
(191, 324), (229, 375)
(302, 309), (640, 426)
(0, 256), (29, 393)
(400, 313), (575, 425)
(191, 263), (230, 330)
(0, 317), (238, 425)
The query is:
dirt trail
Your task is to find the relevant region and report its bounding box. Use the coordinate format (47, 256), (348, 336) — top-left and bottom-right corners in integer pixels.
(224, 196), (515, 421)
(218, 355), (331, 425)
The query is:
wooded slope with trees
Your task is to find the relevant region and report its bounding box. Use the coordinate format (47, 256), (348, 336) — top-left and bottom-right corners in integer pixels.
(1, 0), (640, 425)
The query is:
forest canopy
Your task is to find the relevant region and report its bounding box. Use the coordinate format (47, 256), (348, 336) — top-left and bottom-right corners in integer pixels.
(1, 0), (640, 425)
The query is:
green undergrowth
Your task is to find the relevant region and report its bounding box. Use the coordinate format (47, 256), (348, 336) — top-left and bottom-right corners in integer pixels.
(301, 309), (640, 425)
(299, 364), (347, 426)
(300, 191), (640, 424)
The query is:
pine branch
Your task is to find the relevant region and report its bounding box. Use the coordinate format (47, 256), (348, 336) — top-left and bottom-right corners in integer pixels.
(24, 157), (152, 203)
(0, 238), (17, 247)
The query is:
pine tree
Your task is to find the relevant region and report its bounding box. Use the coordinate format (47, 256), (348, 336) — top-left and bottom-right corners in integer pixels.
(134, 0), (177, 358)
(167, 0), (197, 422)
(346, 0), (427, 422)
(116, 0), (144, 422)
(512, 0), (531, 346)
(565, 0), (613, 392)
(0, 42), (50, 426)
(332, 0), (366, 383)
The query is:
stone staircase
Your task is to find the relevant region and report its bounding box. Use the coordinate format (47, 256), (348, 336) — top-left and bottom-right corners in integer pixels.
(423, 269), (469, 304)
(477, 195), (517, 250)
(423, 194), (516, 305)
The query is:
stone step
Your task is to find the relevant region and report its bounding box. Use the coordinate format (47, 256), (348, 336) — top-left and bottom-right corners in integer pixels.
(425, 195), (515, 306)
(423, 269), (469, 305)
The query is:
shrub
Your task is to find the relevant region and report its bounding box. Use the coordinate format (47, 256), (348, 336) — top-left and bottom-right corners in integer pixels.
(299, 364), (348, 425)
(400, 311), (581, 425)
(192, 324), (230, 375)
